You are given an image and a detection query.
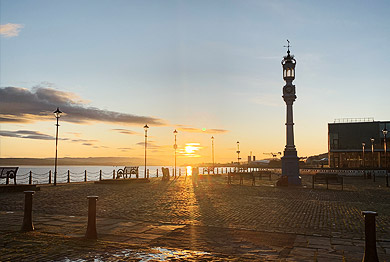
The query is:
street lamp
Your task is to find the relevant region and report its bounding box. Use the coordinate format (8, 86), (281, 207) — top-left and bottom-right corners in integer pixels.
(370, 138), (375, 168)
(53, 107), (62, 186)
(383, 127), (388, 187)
(173, 129), (178, 178)
(236, 141), (241, 165)
(144, 124), (149, 178)
(211, 136), (215, 172)
(362, 142), (365, 168)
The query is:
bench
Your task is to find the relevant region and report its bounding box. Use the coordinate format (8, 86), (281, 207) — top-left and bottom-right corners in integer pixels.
(0, 167), (19, 185)
(116, 166), (139, 179)
(312, 172), (343, 190)
(252, 171), (272, 185)
(228, 170), (274, 186)
(227, 171), (252, 185)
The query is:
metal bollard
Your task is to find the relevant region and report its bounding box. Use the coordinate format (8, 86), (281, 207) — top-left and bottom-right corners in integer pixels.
(67, 170), (70, 183)
(21, 191), (35, 232)
(84, 170), (87, 182)
(99, 170), (102, 181)
(85, 196), (98, 239)
(362, 211), (379, 262)
(29, 171), (32, 185)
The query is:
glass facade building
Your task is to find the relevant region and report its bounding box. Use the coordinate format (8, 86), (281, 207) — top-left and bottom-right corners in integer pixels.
(328, 120), (389, 168)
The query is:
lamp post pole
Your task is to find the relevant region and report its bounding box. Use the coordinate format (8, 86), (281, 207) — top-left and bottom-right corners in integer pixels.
(362, 142), (365, 168)
(383, 128), (388, 187)
(53, 108), (62, 186)
(211, 136), (215, 171)
(173, 129), (178, 177)
(144, 124), (149, 178)
(236, 141), (240, 165)
(371, 138), (375, 168)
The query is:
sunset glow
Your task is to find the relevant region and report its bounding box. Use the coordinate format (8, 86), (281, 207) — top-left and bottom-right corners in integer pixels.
(181, 143), (202, 158)
(1, 1), (389, 165)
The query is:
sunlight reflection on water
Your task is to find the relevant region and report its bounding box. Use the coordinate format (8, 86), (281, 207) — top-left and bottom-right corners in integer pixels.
(61, 247), (212, 261)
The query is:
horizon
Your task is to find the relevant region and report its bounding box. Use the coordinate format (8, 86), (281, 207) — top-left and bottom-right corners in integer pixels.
(1, 1), (389, 165)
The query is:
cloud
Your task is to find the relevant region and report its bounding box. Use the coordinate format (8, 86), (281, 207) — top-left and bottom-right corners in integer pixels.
(112, 128), (139, 135)
(118, 147), (133, 151)
(0, 23), (24, 38)
(178, 127), (228, 134)
(136, 141), (161, 149)
(0, 130), (55, 140)
(179, 143), (202, 158)
(66, 132), (82, 137)
(0, 86), (165, 126)
(0, 130), (98, 144)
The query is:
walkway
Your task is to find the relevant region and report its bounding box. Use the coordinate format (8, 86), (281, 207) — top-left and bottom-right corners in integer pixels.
(0, 175), (389, 261)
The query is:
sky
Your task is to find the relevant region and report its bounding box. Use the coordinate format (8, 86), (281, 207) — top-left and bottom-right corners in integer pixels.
(1, 0), (389, 165)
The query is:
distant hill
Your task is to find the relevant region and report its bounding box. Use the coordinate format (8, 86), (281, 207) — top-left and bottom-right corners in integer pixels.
(0, 157), (164, 166)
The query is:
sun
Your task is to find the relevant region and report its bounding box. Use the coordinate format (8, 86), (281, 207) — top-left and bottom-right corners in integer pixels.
(181, 143), (202, 157)
(185, 145), (197, 154)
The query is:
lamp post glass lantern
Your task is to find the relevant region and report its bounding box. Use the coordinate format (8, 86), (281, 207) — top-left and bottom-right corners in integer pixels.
(144, 124), (149, 178)
(53, 107), (62, 186)
(173, 129), (178, 177)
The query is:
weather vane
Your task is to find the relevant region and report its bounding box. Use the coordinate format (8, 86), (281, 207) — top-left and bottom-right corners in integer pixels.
(284, 39), (291, 53)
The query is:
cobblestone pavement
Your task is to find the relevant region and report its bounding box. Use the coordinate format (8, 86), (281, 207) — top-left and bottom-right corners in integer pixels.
(0, 174), (390, 261)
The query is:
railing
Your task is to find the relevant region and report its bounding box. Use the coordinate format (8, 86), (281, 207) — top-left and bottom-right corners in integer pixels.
(333, 117), (374, 123)
(3, 167), (188, 185)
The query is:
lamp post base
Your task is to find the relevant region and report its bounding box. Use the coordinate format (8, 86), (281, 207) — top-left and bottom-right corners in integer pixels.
(281, 151), (301, 186)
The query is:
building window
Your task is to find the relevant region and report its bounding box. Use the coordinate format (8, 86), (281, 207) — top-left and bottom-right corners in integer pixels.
(332, 139), (339, 149)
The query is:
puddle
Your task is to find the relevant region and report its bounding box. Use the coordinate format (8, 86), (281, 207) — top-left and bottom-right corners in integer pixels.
(137, 247), (211, 261)
(61, 247), (212, 261)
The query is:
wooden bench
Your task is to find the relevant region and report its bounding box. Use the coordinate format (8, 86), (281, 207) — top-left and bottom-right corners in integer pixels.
(116, 166), (139, 179)
(227, 171), (252, 185)
(0, 167), (19, 185)
(252, 171), (272, 185)
(228, 170), (274, 186)
(312, 172), (343, 190)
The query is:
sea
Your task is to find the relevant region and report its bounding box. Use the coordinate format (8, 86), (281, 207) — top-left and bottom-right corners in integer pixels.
(1, 165), (224, 185)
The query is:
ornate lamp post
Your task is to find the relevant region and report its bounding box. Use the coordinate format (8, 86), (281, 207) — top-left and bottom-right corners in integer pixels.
(236, 141), (241, 165)
(383, 127), (388, 187)
(53, 107), (62, 186)
(211, 136), (215, 171)
(173, 129), (178, 177)
(281, 40), (301, 185)
(362, 142), (366, 168)
(144, 124), (149, 178)
(371, 138), (375, 168)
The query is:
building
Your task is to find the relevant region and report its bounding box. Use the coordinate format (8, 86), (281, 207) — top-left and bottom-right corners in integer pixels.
(328, 118), (389, 168)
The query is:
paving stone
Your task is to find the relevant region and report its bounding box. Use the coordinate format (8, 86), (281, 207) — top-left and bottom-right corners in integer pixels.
(1, 176), (390, 260)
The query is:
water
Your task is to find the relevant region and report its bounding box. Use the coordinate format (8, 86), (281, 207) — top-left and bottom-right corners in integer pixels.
(2, 165), (191, 185)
